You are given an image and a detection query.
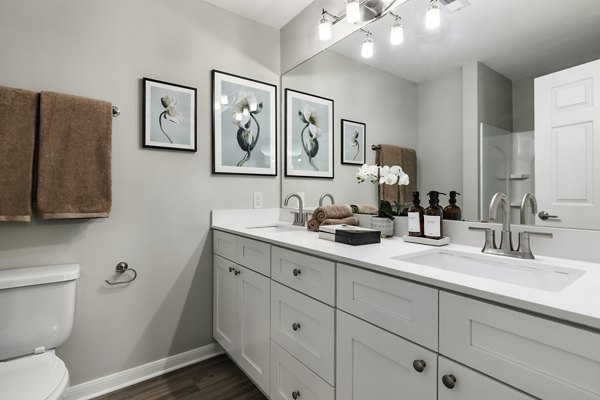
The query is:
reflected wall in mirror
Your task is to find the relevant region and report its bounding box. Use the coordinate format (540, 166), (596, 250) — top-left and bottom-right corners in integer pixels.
(281, 0), (600, 230)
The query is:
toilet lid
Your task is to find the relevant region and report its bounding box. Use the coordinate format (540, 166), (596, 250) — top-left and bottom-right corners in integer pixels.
(0, 351), (69, 400)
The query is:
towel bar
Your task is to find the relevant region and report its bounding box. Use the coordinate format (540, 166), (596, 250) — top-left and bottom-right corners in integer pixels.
(112, 105), (120, 117)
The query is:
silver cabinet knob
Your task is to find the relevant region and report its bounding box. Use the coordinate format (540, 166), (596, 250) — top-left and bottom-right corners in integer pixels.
(228, 267), (235, 273)
(292, 390), (301, 399)
(442, 374), (456, 389)
(293, 268), (302, 277)
(292, 322), (301, 331)
(413, 359), (426, 372)
(234, 269), (241, 276)
(538, 211), (559, 220)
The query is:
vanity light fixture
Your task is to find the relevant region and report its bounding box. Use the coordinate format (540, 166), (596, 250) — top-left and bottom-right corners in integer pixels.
(346, 0), (361, 24)
(361, 32), (374, 58)
(319, 11), (333, 41)
(425, 0), (441, 29)
(389, 13), (404, 45)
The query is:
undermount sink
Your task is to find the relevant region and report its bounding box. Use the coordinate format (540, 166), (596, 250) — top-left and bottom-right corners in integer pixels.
(245, 223), (305, 233)
(393, 250), (585, 292)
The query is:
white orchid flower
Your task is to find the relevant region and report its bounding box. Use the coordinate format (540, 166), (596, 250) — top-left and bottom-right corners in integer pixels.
(161, 95), (182, 123)
(230, 90), (258, 127)
(300, 107), (322, 138)
(351, 130), (359, 146)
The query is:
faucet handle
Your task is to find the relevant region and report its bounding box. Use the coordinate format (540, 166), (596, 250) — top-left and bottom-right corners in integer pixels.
(517, 231), (552, 259)
(469, 226), (497, 251)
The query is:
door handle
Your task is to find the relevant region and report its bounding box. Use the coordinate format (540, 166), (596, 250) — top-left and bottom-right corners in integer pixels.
(538, 211), (559, 220)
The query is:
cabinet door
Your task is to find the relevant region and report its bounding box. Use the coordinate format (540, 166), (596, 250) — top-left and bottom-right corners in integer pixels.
(235, 265), (271, 393)
(213, 255), (237, 353)
(438, 357), (535, 400)
(337, 310), (437, 400)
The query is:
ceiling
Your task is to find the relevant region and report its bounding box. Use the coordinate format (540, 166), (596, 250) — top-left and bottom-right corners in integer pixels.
(203, 0), (315, 29)
(329, 0), (600, 83)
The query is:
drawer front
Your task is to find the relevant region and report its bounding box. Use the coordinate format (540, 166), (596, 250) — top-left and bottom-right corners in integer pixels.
(213, 230), (237, 261)
(271, 246), (335, 305)
(337, 263), (438, 350)
(438, 356), (535, 400)
(440, 292), (600, 400)
(337, 310), (437, 400)
(237, 236), (270, 276)
(270, 341), (335, 400)
(271, 281), (335, 385)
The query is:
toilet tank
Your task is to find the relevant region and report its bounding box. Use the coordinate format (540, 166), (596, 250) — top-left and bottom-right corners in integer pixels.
(0, 264), (80, 361)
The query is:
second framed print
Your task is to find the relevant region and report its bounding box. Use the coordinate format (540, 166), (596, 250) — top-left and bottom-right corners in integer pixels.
(212, 70), (277, 176)
(341, 119), (366, 165)
(285, 89), (334, 178)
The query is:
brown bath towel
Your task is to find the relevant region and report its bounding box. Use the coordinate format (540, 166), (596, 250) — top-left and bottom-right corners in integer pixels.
(375, 144), (417, 206)
(307, 218), (320, 232)
(350, 204), (378, 215)
(37, 91), (112, 219)
(314, 204), (353, 222)
(321, 216), (359, 226)
(0, 86), (39, 222)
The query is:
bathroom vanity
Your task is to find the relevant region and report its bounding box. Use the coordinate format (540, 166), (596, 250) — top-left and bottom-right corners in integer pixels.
(212, 209), (600, 400)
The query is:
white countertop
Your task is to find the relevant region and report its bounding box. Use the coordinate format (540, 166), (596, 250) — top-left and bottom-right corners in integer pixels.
(212, 209), (600, 331)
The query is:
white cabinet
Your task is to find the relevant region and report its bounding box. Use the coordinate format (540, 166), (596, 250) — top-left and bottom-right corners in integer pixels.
(214, 230), (271, 276)
(213, 255), (270, 393)
(438, 357), (535, 400)
(336, 310), (437, 400)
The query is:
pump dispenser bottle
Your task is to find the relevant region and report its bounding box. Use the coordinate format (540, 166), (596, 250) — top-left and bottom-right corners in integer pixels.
(424, 191), (445, 239)
(443, 191), (462, 220)
(407, 191), (425, 237)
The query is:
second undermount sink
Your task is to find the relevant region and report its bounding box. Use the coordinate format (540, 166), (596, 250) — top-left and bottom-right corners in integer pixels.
(245, 223), (305, 233)
(393, 250), (585, 292)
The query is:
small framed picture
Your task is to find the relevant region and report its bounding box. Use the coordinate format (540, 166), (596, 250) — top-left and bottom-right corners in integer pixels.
(285, 89), (334, 178)
(143, 78), (197, 152)
(341, 119), (366, 165)
(212, 70), (277, 176)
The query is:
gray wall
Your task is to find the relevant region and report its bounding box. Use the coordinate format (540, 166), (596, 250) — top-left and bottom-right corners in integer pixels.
(513, 76), (535, 132)
(478, 63), (514, 132)
(417, 69), (463, 204)
(282, 50), (419, 207)
(0, 0), (280, 386)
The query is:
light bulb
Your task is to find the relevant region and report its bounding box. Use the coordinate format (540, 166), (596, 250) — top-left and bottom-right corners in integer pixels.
(426, 1), (441, 29)
(346, 0), (360, 24)
(361, 35), (374, 58)
(319, 15), (332, 41)
(390, 20), (404, 45)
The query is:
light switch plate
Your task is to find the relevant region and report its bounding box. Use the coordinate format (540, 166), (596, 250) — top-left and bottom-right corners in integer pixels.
(253, 192), (263, 209)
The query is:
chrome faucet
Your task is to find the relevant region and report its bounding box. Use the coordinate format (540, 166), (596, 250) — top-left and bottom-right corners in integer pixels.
(519, 192), (538, 225)
(319, 193), (335, 207)
(284, 193), (306, 226)
(489, 192), (513, 251)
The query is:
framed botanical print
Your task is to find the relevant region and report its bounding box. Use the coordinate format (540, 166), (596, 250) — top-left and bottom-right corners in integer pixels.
(341, 119), (366, 165)
(285, 89), (334, 178)
(212, 70), (277, 176)
(143, 78), (197, 152)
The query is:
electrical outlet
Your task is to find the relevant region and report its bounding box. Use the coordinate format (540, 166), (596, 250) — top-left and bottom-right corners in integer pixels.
(253, 192), (263, 209)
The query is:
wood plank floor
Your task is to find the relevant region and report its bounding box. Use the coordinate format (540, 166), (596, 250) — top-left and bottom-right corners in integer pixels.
(93, 354), (267, 400)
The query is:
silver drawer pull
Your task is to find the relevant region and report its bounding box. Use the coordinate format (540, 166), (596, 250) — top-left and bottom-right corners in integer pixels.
(292, 390), (301, 399)
(292, 322), (301, 331)
(293, 268), (302, 277)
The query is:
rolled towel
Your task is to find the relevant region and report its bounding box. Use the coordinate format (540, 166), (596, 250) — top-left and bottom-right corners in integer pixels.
(314, 204), (353, 222)
(307, 218), (320, 232)
(350, 204), (378, 215)
(320, 216), (359, 226)
(0, 86), (39, 222)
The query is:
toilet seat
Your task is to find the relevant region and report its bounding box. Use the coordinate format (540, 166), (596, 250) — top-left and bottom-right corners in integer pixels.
(0, 350), (69, 400)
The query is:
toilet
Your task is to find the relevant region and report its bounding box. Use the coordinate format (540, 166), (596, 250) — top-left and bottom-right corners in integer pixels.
(0, 263), (80, 399)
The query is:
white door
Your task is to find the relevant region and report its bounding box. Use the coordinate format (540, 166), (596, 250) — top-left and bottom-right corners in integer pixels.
(438, 357), (535, 400)
(535, 59), (600, 229)
(336, 310), (437, 400)
(235, 265), (270, 393)
(213, 255), (237, 353)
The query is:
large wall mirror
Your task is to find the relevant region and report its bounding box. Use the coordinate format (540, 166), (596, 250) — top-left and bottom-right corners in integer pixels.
(281, 0), (600, 230)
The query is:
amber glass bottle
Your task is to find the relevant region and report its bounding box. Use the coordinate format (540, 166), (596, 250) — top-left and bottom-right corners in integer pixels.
(407, 191), (425, 237)
(424, 191), (445, 239)
(443, 191), (462, 220)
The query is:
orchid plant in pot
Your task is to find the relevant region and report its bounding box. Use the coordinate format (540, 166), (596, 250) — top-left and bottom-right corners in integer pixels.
(356, 164), (410, 227)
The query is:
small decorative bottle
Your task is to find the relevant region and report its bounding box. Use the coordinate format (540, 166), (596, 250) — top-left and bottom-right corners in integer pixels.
(407, 191), (425, 237)
(424, 191), (445, 239)
(443, 191), (462, 220)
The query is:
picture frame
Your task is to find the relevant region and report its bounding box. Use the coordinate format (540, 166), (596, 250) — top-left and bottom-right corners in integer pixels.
(212, 70), (277, 176)
(285, 89), (334, 178)
(143, 78), (197, 152)
(341, 119), (366, 165)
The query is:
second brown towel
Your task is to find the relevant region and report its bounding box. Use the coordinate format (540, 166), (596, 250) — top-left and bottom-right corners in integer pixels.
(314, 204), (353, 222)
(37, 91), (112, 219)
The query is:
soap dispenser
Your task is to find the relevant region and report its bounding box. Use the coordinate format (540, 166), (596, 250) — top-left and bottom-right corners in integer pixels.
(443, 191), (462, 220)
(424, 191), (445, 239)
(407, 191), (425, 237)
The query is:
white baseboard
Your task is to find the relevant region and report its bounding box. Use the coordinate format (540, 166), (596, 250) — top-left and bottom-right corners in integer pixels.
(64, 343), (224, 400)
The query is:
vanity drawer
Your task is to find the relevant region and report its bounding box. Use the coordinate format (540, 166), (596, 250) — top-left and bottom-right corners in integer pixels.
(271, 281), (335, 385)
(440, 292), (600, 400)
(270, 341), (335, 400)
(337, 263), (438, 350)
(237, 236), (270, 276)
(213, 230), (237, 262)
(271, 246), (335, 305)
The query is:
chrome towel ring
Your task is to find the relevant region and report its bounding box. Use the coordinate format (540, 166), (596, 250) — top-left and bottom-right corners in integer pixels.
(105, 261), (137, 285)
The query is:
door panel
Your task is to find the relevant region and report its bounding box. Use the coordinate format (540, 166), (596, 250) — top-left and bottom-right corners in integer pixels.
(213, 255), (237, 353)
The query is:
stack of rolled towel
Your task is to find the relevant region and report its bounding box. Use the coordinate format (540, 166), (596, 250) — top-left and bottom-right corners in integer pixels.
(350, 204), (378, 215)
(307, 204), (359, 232)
